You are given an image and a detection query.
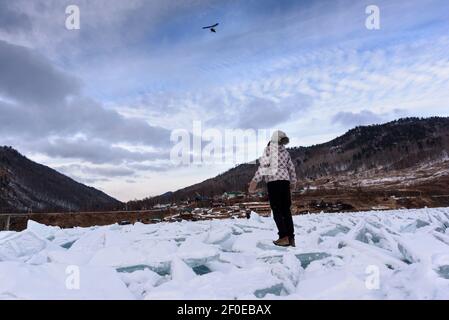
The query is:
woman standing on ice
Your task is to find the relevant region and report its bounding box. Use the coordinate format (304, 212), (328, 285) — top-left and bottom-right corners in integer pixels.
(248, 130), (297, 247)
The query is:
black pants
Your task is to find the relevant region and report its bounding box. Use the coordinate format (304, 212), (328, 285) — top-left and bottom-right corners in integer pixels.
(267, 180), (294, 239)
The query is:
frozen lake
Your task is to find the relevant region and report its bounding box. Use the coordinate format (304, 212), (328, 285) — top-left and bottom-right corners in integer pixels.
(1, 207), (449, 299)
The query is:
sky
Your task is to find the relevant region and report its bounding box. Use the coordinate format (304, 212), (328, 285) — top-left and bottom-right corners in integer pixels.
(1, 0), (449, 201)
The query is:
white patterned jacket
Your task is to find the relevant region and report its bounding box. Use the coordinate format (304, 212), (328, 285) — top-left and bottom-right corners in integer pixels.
(251, 143), (297, 185)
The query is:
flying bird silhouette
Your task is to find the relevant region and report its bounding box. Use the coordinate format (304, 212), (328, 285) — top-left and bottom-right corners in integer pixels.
(202, 23), (219, 33)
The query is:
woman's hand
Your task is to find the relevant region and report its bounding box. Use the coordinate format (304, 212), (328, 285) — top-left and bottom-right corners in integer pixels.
(248, 180), (257, 194)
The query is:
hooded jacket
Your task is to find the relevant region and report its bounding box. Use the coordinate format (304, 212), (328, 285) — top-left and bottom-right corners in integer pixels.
(251, 142), (297, 185)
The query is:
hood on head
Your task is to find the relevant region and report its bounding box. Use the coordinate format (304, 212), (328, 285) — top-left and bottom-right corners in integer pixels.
(271, 130), (289, 145)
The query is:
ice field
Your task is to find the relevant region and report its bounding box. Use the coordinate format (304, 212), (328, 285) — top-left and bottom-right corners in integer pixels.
(1, 208), (449, 299)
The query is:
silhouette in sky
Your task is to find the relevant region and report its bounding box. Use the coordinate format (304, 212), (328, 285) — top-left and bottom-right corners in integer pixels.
(202, 23), (219, 33)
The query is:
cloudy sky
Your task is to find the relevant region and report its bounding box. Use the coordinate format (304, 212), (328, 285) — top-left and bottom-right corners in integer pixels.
(1, 0), (449, 201)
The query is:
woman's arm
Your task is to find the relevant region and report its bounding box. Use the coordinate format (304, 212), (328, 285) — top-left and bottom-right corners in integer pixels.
(287, 154), (297, 186)
(249, 147), (269, 193)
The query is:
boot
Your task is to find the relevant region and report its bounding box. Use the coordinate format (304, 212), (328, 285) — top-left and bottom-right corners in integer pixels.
(273, 236), (290, 247)
(289, 237), (296, 247)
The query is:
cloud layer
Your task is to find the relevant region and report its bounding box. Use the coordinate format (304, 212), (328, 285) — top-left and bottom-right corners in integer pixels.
(1, 0), (449, 200)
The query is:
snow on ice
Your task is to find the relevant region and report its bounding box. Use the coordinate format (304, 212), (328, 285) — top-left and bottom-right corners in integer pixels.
(0, 208), (449, 299)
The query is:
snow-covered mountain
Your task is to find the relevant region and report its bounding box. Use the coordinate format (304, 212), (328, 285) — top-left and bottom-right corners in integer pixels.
(0, 207), (448, 299)
(0, 147), (122, 213)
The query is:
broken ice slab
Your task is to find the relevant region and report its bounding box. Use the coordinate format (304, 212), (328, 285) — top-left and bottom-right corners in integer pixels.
(432, 254), (449, 279)
(434, 226), (446, 233)
(342, 239), (408, 269)
(60, 240), (77, 249)
(204, 228), (232, 245)
(178, 238), (219, 255)
(396, 234), (449, 264)
(269, 260), (302, 294)
(231, 225), (245, 235)
(177, 254), (220, 269)
(397, 244), (414, 264)
(119, 268), (162, 298)
(347, 221), (397, 252)
(400, 219), (430, 233)
(218, 251), (259, 268)
(432, 231), (449, 246)
(436, 265), (449, 279)
(429, 212), (449, 228)
(117, 264), (152, 273)
(0, 261), (134, 300)
(192, 265), (212, 275)
(254, 283), (287, 298)
(320, 225), (350, 237)
(295, 252), (331, 269)
(177, 240), (220, 267)
(355, 226), (384, 245)
(234, 223), (272, 231)
(116, 263), (171, 276)
(46, 248), (93, 265)
(26, 220), (61, 241)
(256, 241), (290, 251)
(257, 254), (283, 264)
(306, 226), (317, 234)
(170, 257), (196, 282)
(152, 263), (173, 277)
(295, 269), (369, 299)
(0, 232), (15, 241)
(0, 231), (59, 261)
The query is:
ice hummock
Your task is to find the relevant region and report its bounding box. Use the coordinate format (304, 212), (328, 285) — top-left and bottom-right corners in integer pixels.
(0, 208), (449, 299)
